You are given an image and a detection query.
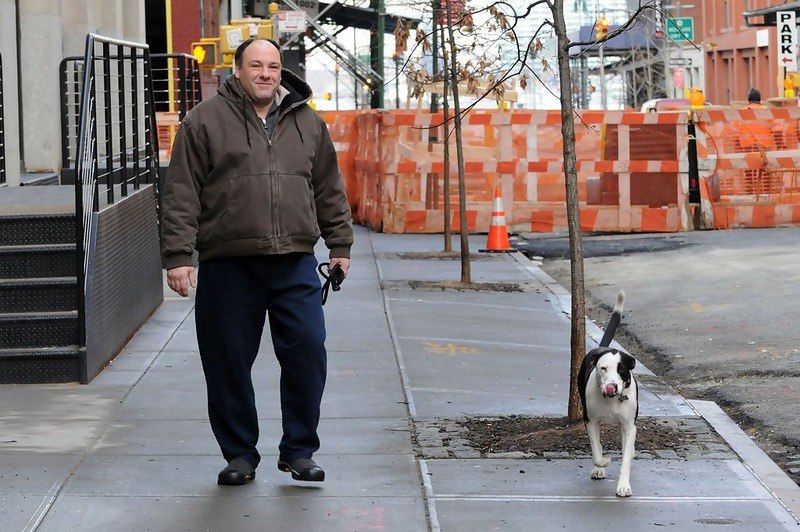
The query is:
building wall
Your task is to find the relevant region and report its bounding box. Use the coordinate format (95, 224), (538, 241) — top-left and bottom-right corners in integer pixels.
(0, 0), (21, 186)
(171, 0), (202, 55)
(0, 1), (146, 181)
(703, 0), (785, 104)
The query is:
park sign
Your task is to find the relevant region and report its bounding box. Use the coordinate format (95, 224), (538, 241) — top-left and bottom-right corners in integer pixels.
(666, 17), (693, 42)
(778, 11), (798, 72)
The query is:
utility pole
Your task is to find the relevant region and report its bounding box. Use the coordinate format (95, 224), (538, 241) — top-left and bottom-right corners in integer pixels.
(354, 27), (359, 109)
(394, 52), (401, 108)
(599, 46), (607, 108)
(335, 63), (340, 110)
(431, 0), (439, 113)
(595, 15), (609, 109)
(369, 0), (385, 108)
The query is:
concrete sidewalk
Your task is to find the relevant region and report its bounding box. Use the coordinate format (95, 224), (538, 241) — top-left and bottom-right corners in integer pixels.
(1, 227), (798, 531)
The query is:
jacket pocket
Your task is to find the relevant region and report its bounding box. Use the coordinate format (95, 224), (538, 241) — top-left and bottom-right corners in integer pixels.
(279, 173), (320, 237)
(215, 173), (272, 240)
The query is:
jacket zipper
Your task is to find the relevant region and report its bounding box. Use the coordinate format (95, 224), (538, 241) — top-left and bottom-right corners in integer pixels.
(246, 94), (310, 241)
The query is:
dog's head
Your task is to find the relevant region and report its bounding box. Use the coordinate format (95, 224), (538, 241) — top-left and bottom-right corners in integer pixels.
(593, 350), (636, 398)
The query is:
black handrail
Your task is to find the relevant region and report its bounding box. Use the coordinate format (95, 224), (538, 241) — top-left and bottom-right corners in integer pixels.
(0, 53), (6, 185)
(73, 33), (161, 350)
(61, 52), (202, 173)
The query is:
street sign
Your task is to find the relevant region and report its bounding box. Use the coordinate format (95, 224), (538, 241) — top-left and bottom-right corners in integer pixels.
(278, 10), (306, 33)
(669, 57), (693, 67)
(666, 17), (694, 42)
(281, 0), (318, 16)
(778, 11), (798, 72)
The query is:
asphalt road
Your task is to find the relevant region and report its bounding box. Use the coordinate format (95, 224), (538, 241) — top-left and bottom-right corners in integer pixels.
(513, 227), (800, 485)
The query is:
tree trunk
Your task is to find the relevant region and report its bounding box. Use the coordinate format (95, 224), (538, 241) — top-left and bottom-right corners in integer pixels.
(445, 0), (471, 283)
(552, 0), (586, 423)
(441, 25), (452, 252)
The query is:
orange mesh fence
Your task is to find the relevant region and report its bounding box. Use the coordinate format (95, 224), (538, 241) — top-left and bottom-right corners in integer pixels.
(156, 112), (180, 162)
(318, 110), (364, 222)
(695, 107), (800, 228)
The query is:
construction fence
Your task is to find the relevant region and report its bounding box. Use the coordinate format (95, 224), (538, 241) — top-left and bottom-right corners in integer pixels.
(320, 107), (800, 233)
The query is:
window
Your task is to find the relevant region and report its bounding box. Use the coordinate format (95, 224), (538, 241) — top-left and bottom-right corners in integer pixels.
(723, 0), (729, 29)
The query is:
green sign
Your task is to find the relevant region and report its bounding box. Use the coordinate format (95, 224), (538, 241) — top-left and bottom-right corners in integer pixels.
(667, 17), (694, 42)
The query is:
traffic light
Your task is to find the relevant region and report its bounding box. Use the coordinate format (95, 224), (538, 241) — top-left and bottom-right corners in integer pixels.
(323, 92), (332, 101)
(595, 16), (609, 40)
(191, 40), (218, 69)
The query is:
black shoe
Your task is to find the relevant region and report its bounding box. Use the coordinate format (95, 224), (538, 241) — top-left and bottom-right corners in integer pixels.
(277, 457), (325, 482)
(217, 457), (256, 486)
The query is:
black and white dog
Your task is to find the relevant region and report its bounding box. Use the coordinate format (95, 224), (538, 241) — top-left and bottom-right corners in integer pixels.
(577, 290), (638, 497)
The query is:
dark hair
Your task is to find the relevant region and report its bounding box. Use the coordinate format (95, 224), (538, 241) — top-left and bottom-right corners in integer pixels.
(748, 88), (761, 103)
(234, 37), (282, 68)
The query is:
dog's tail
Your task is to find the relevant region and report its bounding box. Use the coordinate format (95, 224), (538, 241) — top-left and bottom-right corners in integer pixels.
(600, 289), (625, 347)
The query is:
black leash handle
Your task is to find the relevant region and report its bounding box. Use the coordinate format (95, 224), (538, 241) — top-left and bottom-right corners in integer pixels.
(318, 262), (345, 305)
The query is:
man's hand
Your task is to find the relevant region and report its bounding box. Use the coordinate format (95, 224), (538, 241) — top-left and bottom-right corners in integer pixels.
(167, 266), (197, 297)
(329, 258), (350, 278)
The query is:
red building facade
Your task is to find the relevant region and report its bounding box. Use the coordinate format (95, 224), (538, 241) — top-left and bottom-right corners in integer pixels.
(703, 0), (792, 104)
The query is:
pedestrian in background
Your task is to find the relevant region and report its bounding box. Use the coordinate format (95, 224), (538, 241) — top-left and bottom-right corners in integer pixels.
(161, 37), (353, 486)
(746, 88), (763, 109)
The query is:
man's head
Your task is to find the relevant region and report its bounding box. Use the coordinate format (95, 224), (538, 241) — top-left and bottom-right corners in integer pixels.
(748, 88), (761, 104)
(234, 38), (282, 105)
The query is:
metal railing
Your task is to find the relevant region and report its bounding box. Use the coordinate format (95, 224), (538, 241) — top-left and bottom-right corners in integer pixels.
(1, 53), (6, 185)
(72, 33), (161, 349)
(61, 52), (201, 173)
(151, 53), (202, 118)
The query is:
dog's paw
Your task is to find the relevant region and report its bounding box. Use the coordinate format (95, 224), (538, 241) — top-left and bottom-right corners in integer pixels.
(616, 482), (633, 497)
(591, 467), (606, 479)
(593, 456), (610, 468)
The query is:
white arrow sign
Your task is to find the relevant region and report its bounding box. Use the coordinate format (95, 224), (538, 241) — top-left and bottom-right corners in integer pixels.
(778, 11), (798, 72)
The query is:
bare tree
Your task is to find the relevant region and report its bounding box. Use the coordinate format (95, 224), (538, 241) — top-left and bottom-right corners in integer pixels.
(394, 0), (664, 422)
(441, 23), (453, 253)
(444, 0), (471, 283)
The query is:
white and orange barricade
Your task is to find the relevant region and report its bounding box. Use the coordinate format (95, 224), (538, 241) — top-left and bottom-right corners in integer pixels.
(310, 106), (800, 234)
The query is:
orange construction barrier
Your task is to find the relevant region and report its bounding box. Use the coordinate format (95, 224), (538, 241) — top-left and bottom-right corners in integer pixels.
(480, 188), (513, 252)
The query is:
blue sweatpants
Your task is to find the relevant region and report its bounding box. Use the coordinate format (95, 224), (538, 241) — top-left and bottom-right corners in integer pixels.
(195, 253), (327, 468)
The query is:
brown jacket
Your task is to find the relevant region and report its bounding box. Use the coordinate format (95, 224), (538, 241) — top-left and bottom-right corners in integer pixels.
(161, 70), (353, 269)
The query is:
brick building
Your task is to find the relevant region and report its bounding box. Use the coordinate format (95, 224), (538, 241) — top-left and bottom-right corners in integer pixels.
(703, 0), (800, 104)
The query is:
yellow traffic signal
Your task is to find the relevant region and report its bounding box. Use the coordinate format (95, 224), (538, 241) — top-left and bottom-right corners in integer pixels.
(192, 45), (206, 64)
(191, 40), (218, 69)
(323, 92), (332, 100)
(595, 16), (609, 40)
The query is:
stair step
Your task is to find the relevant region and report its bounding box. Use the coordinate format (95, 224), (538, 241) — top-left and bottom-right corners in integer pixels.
(0, 214), (76, 246)
(0, 346), (81, 384)
(0, 278), (78, 313)
(0, 311), (79, 349)
(0, 244), (77, 279)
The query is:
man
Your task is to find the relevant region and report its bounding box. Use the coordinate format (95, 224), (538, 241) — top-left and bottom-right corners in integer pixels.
(739, 87), (774, 153)
(746, 88), (763, 109)
(161, 38), (353, 486)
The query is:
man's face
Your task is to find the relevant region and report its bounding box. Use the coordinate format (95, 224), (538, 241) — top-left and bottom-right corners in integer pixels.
(235, 40), (281, 105)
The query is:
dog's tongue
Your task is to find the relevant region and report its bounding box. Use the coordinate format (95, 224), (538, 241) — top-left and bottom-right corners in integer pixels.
(604, 384), (617, 396)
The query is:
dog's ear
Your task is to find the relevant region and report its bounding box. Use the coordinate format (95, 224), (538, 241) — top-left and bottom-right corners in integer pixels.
(583, 348), (605, 368)
(619, 352), (637, 371)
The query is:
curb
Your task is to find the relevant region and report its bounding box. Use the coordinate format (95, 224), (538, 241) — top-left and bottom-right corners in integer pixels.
(690, 400), (800, 525)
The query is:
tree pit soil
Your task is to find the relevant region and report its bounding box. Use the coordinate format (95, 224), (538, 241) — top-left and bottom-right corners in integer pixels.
(461, 416), (729, 457)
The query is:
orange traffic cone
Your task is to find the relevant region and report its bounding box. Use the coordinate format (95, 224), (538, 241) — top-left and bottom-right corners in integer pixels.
(480, 188), (515, 253)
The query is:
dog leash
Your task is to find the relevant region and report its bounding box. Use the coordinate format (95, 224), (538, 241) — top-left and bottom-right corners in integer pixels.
(318, 262), (345, 305)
